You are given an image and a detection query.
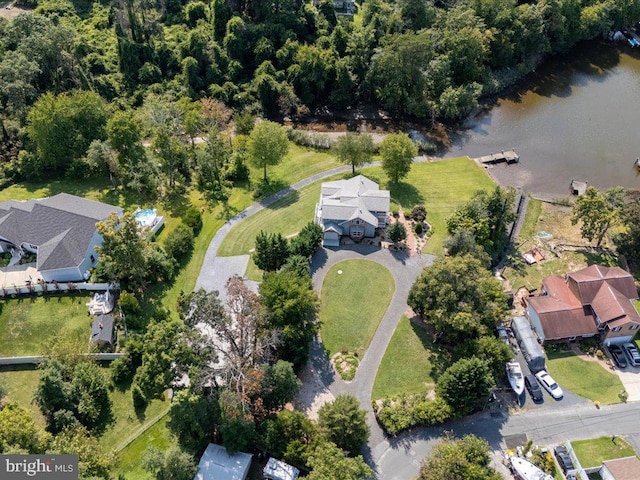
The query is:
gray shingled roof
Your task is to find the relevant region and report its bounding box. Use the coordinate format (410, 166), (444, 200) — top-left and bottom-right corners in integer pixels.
(91, 314), (115, 345)
(317, 175), (389, 226)
(0, 193), (122, 272)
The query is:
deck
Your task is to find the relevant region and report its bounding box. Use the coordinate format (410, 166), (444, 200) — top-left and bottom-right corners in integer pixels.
(474, 150), (520, 165)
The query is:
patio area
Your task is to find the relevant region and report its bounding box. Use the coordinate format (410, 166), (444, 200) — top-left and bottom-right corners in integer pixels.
(0, 263), (43, 290)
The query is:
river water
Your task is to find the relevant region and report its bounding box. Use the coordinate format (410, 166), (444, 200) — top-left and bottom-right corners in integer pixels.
(445, 40), (640, 198)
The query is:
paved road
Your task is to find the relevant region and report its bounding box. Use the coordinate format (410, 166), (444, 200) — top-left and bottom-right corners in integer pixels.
(375, 400), (640, 479)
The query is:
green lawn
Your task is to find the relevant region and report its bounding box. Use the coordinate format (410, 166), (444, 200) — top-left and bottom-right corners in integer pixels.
(571, 436), (637, 468)
(0, 294), (92, 356)
(218, 174), (342, 257)
(0, 369), (44, 426)
(114, 414), (173, 479)
(518, 198), (542, 241)
(220, 157), (494, 259)
(360, 157), (495, 255)
(319, 260), (394, 358)
(99, 384), (170, 452)
(372, 316), (436, 400)
(546, 350), (625, 404)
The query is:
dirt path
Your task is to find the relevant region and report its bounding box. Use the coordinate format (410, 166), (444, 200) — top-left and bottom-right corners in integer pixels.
(0, 1), (32, 19)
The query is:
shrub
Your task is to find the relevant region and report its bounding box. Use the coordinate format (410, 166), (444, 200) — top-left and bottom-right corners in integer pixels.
(414, 222), (424, 235)
(410, 205), (427, 222)
(132, 384), (148, 410)
(119, 291), (141, 315)
(287, 129), (332, 149)
(164, 224), (195, 260)
(111, 354), (135, 386)
(387, 222), (407, 243)
(182, 207), (203, 235)
(375, 395), (453, 435)
(289, 222), (323, 258)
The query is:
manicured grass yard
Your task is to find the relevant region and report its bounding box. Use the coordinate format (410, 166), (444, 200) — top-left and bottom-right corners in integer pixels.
(218, 174), (343, 257)
(319, 260), (394, 358)
(571, 436), (637, 468)
(360, 157), (495, 255)
(0, 294), (92, 356)
(99, 384), (170, 451)
(518, 198), (542, 241)
(372, 316), (436, 400)
(114, 415), (173, 479)
(546, 350), (624, 405)
(0, 369), (44, 425)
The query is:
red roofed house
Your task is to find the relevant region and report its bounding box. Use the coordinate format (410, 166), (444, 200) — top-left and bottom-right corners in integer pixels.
(525, 265), (640, 345)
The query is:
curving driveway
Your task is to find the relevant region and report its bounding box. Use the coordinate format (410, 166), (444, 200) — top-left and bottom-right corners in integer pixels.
(194, 161), (640, 479)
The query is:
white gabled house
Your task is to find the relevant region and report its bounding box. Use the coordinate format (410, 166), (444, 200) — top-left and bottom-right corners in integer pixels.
(315, 175), (390, 247)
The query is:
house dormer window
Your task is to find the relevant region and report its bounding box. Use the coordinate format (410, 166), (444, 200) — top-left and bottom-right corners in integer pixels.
(630, 324), (639, 331)
(612, 326), (623, 332)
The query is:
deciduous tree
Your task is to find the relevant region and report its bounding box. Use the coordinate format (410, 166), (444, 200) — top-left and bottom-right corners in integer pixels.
(380, 133), (417, 183)
(307, 441), (373, 480)
(318, 394), (369, 456)
(248, 120), (289, 181)
(333, 133), (375, 174)
(436, 357), (495, 416)
(572, 186), (625, 247)
(419, 433), (501, 480)
(408, 255), (507, 344)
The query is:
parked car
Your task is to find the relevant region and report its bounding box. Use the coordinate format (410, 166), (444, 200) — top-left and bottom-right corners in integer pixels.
(608, 344), (628, 368)
(623, 343), (640, 367)
(554, 445), (575, 474)
(524, 374), (543, 402)
(496, 325), (510, 345)
(535, 370), (563, 399)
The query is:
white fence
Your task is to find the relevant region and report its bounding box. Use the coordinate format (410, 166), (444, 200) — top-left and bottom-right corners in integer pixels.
(0, 282), (116, 297)
(564, 440), (590, 480)
(0, 353), (124, 366)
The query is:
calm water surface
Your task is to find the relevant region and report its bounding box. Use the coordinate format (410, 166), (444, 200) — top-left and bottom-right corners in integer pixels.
(446, 41), (640, 197)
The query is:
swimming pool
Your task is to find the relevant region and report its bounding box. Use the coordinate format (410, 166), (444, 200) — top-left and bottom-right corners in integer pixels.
(135, 208), (157, 227)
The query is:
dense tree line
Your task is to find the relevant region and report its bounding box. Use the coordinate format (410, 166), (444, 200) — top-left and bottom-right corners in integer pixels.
(2, 0), (640, 175)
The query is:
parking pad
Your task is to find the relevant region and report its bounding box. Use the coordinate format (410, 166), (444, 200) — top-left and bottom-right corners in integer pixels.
(613, 367), (640, 401)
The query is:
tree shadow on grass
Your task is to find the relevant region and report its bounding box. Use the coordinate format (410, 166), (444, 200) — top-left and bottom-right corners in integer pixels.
(160, 191), (191, 218)
(388, 181), (424, 208)
(260, 186), (299, 210)
(408, 316), (451, 383)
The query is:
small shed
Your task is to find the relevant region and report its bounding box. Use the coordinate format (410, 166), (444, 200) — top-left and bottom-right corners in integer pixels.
(263, 458), (299, 480)
(511, 316), (546, 373)
(194, 444), (252, 480)
(90, 314), (116, 350)
(570, 179), (588, 195)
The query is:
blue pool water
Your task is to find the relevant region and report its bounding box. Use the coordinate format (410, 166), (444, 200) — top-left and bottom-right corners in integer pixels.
(135, 209), (156, 226)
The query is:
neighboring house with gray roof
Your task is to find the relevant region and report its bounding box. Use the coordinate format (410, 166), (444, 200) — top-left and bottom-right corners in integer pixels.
(0, 193), (122, 282)
(315, 175), (390, 247)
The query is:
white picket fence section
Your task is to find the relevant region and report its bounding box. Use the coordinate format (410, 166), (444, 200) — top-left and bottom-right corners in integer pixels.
(0, 353), (124, 366)
(0, 282), (116, 297)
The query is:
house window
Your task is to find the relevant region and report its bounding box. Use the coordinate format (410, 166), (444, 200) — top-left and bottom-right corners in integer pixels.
(612, 326), (623, 332)
(90, 255), (96, 264)
(354, 220), (360, 225)
(629, 324), (640, 331)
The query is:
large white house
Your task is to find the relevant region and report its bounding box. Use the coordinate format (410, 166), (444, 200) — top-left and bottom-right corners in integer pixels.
(315, 175), (390, 247)
(0, 193), (122, 282)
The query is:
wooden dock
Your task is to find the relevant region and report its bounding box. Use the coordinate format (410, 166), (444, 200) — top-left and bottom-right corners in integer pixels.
(474, 150), (519, 165)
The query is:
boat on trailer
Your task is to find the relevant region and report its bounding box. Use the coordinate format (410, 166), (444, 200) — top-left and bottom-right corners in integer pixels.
(506, 361), (525, 396)
(510, 456), (554, 480)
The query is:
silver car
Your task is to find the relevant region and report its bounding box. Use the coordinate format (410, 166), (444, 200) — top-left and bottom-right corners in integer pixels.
(623, 343), (640, 367)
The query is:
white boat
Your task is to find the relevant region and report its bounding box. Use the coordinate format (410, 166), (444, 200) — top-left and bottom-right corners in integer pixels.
(510, 456), (554, 480)
(506, 361), (525, 396)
